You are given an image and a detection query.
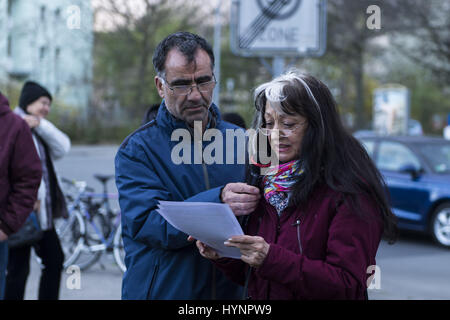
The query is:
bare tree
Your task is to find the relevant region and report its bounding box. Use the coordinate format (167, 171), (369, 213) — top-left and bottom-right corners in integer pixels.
(391, 0), (450, 86)
(326, 0), (424, 129)
(93, 0), (207, 121)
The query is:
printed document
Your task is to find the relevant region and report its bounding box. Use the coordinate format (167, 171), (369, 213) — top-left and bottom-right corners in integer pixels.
(157, 201), (244, 259)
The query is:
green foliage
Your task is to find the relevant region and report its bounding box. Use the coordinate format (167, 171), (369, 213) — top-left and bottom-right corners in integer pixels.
(93, 1), (204, 123)
(86, 0), (448, 140)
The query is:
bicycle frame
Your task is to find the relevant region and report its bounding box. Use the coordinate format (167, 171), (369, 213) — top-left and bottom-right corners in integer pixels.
(82, 208), (121, 253)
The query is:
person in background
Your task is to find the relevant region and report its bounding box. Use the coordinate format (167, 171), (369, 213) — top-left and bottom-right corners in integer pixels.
(444, 113), (450, 140)
(141, 103), (161, 125)
(195, 70), (398, 300)
(116, 32), (259, 300)
(5, 81), (71, 300)
(0, 92), (42, 300)
(222, 112), (247, 129)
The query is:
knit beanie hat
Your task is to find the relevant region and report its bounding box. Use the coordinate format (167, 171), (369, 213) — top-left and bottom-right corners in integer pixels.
(19, 81), (52, 112)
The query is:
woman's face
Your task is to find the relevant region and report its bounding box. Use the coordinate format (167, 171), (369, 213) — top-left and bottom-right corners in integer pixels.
(264, 102), (308, 163)
(26, 96), (51, 118)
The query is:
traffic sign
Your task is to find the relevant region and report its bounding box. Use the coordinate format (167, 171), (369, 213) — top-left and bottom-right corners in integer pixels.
(230, 0), (327, 57)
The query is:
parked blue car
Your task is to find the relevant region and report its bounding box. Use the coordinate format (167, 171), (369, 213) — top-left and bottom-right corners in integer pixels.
(356, 134), (450, 248)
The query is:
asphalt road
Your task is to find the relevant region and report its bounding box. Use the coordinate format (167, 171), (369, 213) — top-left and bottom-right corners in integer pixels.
(24, 145), (450, 300)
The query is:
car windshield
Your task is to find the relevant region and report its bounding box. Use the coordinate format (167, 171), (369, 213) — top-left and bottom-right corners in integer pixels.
(416, 142), (450, 174)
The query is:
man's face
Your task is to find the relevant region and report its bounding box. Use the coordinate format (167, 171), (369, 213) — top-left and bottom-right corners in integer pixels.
(155, 48), (215, 128)
(26, 96), (51, 118)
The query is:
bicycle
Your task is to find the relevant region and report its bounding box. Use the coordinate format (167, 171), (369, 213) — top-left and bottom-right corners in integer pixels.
(53, 178), (91, 268)
(59, 176), (125, 272)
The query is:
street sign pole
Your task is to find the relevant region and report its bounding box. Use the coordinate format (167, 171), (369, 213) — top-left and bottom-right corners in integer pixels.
(213, 1), (222, 106)
(272, 56), (285, 77)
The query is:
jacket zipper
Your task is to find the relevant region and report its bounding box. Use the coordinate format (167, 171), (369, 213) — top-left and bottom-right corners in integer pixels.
(267, 213), (281, 299)
(292, 219), (303, 254)
(200, 137), (215, 299)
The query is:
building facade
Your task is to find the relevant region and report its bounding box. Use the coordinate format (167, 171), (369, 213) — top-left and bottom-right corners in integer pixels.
(0, 0), (93, 115)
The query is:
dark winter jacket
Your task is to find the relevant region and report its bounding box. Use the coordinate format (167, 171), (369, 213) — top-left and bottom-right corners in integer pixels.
(115, 102), (246, 300)
(214, 184), (384, 300)
(0, 93), (42, 235)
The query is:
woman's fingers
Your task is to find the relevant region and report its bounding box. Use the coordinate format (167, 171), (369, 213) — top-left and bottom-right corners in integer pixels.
(224, 236), (270, 268)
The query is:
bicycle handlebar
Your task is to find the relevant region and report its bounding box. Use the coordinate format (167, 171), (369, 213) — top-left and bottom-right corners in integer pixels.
(61, 177), (95, 192)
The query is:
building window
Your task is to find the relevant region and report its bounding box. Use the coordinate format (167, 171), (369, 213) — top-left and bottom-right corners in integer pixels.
(55, 8), (61, 20)
(7, 35), (12, 57)
(40, 5), (46, 21)
(40, 46), (46, 60)
(7, 0), (13, 15)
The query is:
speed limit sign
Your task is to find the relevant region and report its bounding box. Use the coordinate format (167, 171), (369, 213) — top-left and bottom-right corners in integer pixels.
(230, 0), (327, 57)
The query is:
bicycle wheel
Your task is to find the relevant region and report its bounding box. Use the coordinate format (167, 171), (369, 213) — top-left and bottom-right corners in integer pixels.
(73, 213), (107, 271)
(113, 223), (126, 273)
(54, 210), (86, 269)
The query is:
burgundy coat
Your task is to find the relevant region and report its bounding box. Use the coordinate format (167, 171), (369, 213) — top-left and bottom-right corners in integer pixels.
(215, 184), (384, 300)
(0, 93), (42, 235)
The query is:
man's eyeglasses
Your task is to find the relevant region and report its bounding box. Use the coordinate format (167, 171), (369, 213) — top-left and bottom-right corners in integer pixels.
(161, 75), (217, 96)
(259, 121), (307, 137)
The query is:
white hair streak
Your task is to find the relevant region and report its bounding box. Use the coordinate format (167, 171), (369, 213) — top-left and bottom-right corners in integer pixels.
(253, 68), (325, 137)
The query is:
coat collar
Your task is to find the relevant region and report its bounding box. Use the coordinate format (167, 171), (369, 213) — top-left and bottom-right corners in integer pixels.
(156, 100), (222, 133)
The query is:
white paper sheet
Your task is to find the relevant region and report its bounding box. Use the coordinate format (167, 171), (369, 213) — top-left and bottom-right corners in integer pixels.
(156, 201), (244, 259)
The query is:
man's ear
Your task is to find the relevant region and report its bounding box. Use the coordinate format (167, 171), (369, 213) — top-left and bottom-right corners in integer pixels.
(155, 76), (164, 98)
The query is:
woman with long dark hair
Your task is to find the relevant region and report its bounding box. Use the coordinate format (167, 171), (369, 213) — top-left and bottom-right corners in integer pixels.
(196, 70), (398, 300)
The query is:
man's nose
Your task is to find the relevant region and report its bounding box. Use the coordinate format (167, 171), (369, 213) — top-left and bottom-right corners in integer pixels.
(187, 85), (202, 101)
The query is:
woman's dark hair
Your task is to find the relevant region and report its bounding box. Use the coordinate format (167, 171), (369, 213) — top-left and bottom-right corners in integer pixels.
(252, 70), (398, 243)
(152, 31), (215, 78)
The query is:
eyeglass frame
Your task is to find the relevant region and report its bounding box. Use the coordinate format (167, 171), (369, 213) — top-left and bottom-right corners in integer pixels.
(259, 121), (307, 137)
(159, 74), (217, 96)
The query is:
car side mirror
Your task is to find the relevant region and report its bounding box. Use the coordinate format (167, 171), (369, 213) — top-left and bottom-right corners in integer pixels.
(399, 164), (422, 180)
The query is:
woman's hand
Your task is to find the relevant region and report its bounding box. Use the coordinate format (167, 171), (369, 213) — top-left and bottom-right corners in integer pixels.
(33, 200), (41, 213)
(225, 235), (270, 268)
(23, 115), (40, 128)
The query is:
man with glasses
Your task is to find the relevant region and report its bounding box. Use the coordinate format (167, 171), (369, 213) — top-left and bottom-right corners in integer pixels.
(115, 32), (260, 300)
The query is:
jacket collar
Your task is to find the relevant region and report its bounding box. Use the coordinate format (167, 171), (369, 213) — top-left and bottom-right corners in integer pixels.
(156, 100), (222, 133)
(13, 106), (26, 117)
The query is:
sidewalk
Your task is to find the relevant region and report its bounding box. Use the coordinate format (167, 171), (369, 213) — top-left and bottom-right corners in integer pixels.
(25, 250), (122, 300)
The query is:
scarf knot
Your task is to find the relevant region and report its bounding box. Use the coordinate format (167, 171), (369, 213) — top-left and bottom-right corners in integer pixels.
(263, 160), (303, 215)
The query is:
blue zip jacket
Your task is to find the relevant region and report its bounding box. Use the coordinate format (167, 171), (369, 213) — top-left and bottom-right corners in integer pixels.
(115, 103), (246, 300)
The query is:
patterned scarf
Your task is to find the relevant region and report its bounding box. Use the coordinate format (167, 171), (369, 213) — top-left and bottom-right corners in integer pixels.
(263, 160), (304, 215)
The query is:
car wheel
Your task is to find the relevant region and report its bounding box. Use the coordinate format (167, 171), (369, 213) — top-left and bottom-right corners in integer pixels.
(430, 203), (450, 248)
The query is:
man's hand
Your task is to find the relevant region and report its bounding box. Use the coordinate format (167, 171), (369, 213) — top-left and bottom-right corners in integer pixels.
(188, 236), (221, 260)
(221, 183), (261, 216)
(23, 115), (41, 129)
(225, 235), (270, 268)
(0, 229), (8, 242)
(196, 240), (220, 260)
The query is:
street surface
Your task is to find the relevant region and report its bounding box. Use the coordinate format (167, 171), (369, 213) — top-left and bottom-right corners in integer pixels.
(24, 145), (450, 300)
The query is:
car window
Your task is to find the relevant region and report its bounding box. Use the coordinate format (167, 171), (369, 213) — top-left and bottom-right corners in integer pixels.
(376, 141), (421, 172)
(417, 143), (450, 173)
(360, 139), (375, 158)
